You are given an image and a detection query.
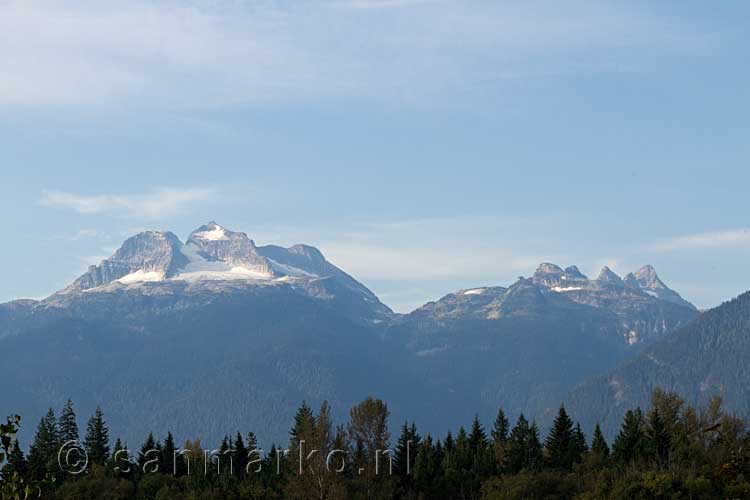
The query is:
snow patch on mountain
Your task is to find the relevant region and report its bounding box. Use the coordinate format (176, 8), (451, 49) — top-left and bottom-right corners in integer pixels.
(117, 270), (165, 284)
(266, 258), (318, 278)
(177, 266), (273, 282)
(175, 242), (273, 281)
(551, 286), (584, 292)
(192, 225), (229, 241)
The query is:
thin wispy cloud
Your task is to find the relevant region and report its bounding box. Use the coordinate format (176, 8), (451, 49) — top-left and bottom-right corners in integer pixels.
(0, 0), (697, 111)
(244, 215), (564, 307)
(650, 228), (750, 252)
(340, 0), (436, 9)
(241, 214), (720, 312)
(39, 187), (217, 219)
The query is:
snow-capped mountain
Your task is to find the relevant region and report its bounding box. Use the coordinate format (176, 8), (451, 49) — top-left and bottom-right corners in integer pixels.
(60, 222), (391, 322)
(404, 262), (696, 345)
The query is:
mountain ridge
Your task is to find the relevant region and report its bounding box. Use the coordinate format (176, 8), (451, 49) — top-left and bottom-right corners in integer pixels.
(0, 222), (704, 446)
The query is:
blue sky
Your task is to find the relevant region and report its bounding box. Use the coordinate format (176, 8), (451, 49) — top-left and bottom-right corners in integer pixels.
(1, 0), (748, 312)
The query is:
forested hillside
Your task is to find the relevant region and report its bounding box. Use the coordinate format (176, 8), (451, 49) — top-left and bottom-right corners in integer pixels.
(2, 390), (750, 499)
(567, 290), (750, 439)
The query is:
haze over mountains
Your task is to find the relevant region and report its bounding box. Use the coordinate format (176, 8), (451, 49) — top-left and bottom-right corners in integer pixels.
(1, 222), (734, 447)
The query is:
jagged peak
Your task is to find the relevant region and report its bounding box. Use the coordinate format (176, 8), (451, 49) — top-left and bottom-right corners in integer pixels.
(508, 276), (537, 290)
(64, 229), (188, 292)
(112, 230), (183, 258)
(623, 265), (697, 310)
(535, 263), (564, 275)
(188, 221), (255, 245)
(564, 265), (587, 279)
(597, 266), (622, 283)
(631, 265), (666, 289)
(625, 265), (660, 289)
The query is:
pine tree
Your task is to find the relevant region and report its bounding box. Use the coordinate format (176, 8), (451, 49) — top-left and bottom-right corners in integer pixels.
(216, 434), (237, 475)
(290, 401), (315, 446)
(612, 408), (646, 465)
(454, 426), (471, 472)
(137, 433), (157, 474)
(246, 432), (261, 475)
(58, 399), (79, 446)
(646, 408), (671, 467)
(527, 422), (543, 470)
(162, 432), (177, 476)
(434, 439), (444, 470)
(394, 421), (420, 480)
(246, 431), (258, 451)
(264, 444), (279, 480)
(590, 423), (610, 459)
(218, 435), (232, 475)
(27, 408), (59, 480)
(218, 435), (230, 454)
(234, 432), (248, 478)
(507, 414), (542, 473)
(413, 435), (441, 499)
(110, 438), (127, 473)
(545, 405), (575, 470)
(6, 440), (27, 478)
(491, 408), (509, 445)
(83, 407), (110, 466)
(470, 419), (496, 499)
(468, 415), (488, 453)
(445, 427), (472, 500)
(571, 423), (587, 464)
(444, 431), (455, 454)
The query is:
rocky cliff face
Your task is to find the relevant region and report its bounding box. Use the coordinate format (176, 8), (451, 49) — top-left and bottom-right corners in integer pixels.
(65, 231), (188, 292)
(624, 265), (696, 310)
(186, 222), (275, 275)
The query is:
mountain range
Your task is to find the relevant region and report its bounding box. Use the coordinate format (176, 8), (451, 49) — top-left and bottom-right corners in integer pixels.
(0, 222), (723, 447)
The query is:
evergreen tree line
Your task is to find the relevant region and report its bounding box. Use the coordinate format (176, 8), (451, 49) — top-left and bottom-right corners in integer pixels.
(3, 389), (750, 499)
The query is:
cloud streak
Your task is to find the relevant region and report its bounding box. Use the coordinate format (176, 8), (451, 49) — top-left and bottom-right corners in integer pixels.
(0, 0), (696, 111)
(39, 187), (217, 219)
(650, 228), (750, 252)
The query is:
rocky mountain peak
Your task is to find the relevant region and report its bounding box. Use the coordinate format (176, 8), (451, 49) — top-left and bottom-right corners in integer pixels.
(626, 265), (666, 290)
(596, 266), (623, 284)
(189, 221), (229, 240)
(55, 221), (393, 319)
(187, 222), (255, 249)
(564, 265), (587, 279)
(536, 263), (564, 275)
(186, 222), (271, 273)
(533, 263), (588, 289)
(65, 230), (188, 292)
(623, 265), (696, 310)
